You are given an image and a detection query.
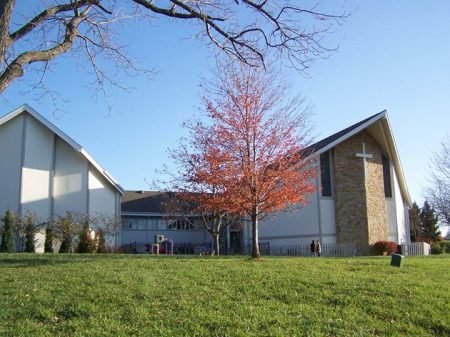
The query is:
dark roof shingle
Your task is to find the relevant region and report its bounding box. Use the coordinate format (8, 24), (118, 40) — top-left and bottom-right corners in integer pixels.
(305, 110), (386, 154)
(121, 191), (171, 213)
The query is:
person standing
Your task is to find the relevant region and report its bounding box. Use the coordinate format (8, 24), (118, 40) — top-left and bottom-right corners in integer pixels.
(315, 240), (322, 257)
(310, 240), (316, 257)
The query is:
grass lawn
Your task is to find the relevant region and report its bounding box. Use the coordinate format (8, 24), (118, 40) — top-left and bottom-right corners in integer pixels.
(0, 254), (449, 337)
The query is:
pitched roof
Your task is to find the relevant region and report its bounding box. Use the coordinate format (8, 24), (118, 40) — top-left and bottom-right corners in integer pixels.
(0, 104), (124, 194)
(121, 191), (169, 213)
(305, 110), (386, 154)
(121, 190), (199, 214)
(305, 110), (411, 206)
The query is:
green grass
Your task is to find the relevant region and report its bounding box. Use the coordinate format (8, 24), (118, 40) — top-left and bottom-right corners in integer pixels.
(0, 254), (449, 337)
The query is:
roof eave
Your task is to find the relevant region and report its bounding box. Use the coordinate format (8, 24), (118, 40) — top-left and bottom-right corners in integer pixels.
(306, 110), (387, 159)
(0, 104), (124, 195)
(381, 117), (412, 207)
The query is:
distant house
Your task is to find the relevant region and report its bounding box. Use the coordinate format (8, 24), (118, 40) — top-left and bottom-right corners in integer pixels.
(120, 111), (411, 256)
(255, 110), (411, 255)
(0, 105), (123, 252)
(121, 191), (244, 253)
(121, 191), (212, 253)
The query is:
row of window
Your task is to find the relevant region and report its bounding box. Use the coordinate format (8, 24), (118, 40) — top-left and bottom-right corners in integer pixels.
(122, 217), (195, 231)
(319, 150), (392, 198)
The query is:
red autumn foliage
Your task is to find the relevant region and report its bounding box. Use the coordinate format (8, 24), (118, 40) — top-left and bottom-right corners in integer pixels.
(373, 241), (398, 255)
(169, 62), (317, 258)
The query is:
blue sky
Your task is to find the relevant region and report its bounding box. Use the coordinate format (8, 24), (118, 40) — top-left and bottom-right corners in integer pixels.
(1, 1), (449, 207)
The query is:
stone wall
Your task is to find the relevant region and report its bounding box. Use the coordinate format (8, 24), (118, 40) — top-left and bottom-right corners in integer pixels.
(333, 130), (388, 254)
(364, 134), (389, 246)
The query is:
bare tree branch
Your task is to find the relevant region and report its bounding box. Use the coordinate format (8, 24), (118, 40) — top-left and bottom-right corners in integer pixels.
(427, 136), (450, 227)
(0, 0), (347, 106)
(9, 0), (94, 42)
(0, 5), (90, 92)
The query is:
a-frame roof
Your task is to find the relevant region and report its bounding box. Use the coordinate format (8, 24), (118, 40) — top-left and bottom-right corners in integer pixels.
(0, 104), (124, 195)
(306, 111), (386, 154)
(306, 110), (411, 206)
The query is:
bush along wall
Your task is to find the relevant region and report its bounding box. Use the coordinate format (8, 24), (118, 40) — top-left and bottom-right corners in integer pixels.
(431, 241), (450, 254)
(372, 241), (398, 256)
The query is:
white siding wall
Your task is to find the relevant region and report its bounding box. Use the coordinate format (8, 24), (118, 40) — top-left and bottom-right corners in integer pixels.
(256, 192), (337, 246)
(386, 198), (397, 242)
(0, 110), (122, 251)
(255, 156), (336, 246)
(258, 189), (321, 244)
(53, 138), (88, 216)
(386, 168), (408, 244)
(403, 201), (411, 244)
(320, 198), (336, 244)
(115, 191), (121, 246)
(0, 115), (24, 214)
(21, 115), (53, 221)
(88, 168), (117, 219)
(393, 169), (407, 243)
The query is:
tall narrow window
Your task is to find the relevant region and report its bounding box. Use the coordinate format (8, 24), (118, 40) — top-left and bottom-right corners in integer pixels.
(320, 151), (332, 197)
(382, 154), (392, 197)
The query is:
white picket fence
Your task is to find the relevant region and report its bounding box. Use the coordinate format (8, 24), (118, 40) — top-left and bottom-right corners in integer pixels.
(401, 242), (431, 256)
(252, 242), (355, 257)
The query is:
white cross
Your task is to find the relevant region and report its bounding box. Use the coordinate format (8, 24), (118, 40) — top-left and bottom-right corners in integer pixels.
(355, 142), (373, 160)
(355, 142), (372, 182)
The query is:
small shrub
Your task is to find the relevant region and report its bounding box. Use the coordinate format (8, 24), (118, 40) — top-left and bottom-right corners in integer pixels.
(435, 241), (450, 254)
(95, 229), (108, 254)
(24, 213), (37, 253)
(77, 222), (95, 253)
(44, 223), (54, 253)
(0, 210), (14, 253)
(56, 212), (79, 253)
(59, 238), (71, 253)
(431, 243), (443, 255)
(373, 241), (397, 255)
(445, 242), (450, 254)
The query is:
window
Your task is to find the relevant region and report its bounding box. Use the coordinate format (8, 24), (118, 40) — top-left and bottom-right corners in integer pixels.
(137, 219), (147, 230)
(320, 151), (332, 197)
(168, 219), (194, 230)
(147, 218), (158, 230)
(121, 217), (149, 230)
(122, 218), (133, 230)
(382, 154), (392, 197)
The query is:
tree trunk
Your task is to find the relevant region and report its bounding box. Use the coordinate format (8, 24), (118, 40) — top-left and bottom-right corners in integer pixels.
(0, 0), (15, 62)
(213, 233), (220, 256)
(251, 212), (260, 258)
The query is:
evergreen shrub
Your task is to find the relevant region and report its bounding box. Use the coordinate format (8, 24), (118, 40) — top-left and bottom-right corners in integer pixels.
(0, 211), (14, 253)
(431, 242), (443, 255)
(44, 223), (54, 253)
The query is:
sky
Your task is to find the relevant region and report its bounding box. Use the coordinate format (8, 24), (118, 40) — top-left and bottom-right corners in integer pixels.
(1, 1), (450, 210)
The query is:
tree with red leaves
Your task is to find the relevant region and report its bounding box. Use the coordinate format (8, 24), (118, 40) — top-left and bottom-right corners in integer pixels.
(171, 61), (317, 258)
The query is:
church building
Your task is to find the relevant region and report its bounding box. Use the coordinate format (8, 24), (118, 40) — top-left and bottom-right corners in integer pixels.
(0, 105), (411, 255)
(120, 111), (412, 256)
(253, 110), (411, 255)
(0, 105), (123, 252)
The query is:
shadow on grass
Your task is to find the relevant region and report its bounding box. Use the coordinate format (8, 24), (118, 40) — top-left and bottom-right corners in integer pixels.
(0, 252), (183, 268)
(0, 254), (99, 268)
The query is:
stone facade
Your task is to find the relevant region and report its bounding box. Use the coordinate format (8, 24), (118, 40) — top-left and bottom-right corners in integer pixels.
(333, 130), (388, 254)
